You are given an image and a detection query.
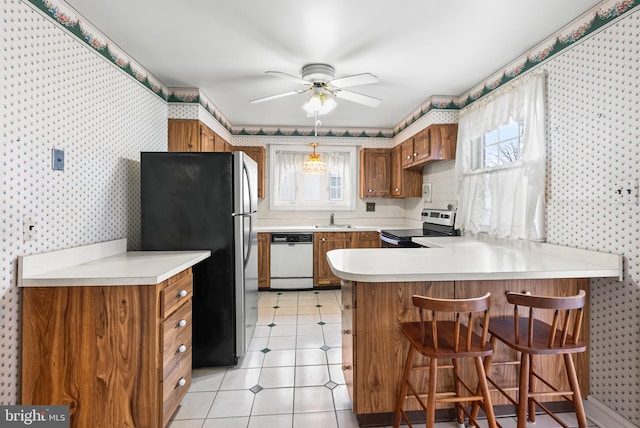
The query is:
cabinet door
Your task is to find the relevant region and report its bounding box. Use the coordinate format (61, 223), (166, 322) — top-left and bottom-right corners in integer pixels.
(314, 232), (351, 287)
(429, 124), (458, 161)
(168, 119), (200, 152)
(412, 129), (431, 163)
(236, 146), (266, 199)
(351, 231), (380, 248)
(401, 138), (415, 168)
(359, 149), (391, 198)
(199, 124), (216, 152)
(258, 233), (270, 289)
(391, 146), (423, 198)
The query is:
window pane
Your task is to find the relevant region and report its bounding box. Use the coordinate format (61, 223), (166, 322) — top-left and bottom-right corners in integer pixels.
(484, 144), (499, 168)
(485, 129), (499, 145)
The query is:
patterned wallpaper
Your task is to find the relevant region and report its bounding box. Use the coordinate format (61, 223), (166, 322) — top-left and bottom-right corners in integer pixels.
(2, 0), (640, 423)
(0, 0), (168, 403)
(422, 9), (640, 423)
(542, 10), (639, 422)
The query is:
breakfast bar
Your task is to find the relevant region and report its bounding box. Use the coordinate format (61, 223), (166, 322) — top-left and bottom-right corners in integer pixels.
(326, 237), (622, 425)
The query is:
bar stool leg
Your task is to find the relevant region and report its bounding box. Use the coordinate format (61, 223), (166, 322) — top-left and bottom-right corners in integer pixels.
(517, 352), (530, 428)
(452, 358), (465, 427)
(475, 356), (498, 428)
(564, 354), (588, 428)
(469, 335), (497, 426)
(393, 346), (416, 428)
(426, 356), (438, 427)
(528, 354), (536, 423)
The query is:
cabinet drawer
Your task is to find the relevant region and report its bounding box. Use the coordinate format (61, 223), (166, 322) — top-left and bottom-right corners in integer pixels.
(162, 300), (192, 380)
(162, 271), (193, 318)
(162, 350), (192, 427)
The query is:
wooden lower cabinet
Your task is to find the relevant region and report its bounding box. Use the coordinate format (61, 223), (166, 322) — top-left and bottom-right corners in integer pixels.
(314, 231), (381, 288)
(21, 268), (194, 428)
(351, 231), (381, 248)
(314, 232), (352, 287)
(258, 232), (270, 289)
(341, 278), (589, 421)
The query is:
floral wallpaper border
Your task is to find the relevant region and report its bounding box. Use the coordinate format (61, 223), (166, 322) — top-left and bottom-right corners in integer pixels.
(25, 0), (640, 138)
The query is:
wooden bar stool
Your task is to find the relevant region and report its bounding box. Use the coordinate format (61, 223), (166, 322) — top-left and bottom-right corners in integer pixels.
(393, 292), (498, 428)
(473, 290), (588, 428)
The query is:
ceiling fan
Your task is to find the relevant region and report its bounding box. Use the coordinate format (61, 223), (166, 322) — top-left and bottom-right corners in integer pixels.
(250, 63), (381, 114)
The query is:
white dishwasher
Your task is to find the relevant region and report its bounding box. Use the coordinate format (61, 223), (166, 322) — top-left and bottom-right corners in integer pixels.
(270, 233), (314, 289)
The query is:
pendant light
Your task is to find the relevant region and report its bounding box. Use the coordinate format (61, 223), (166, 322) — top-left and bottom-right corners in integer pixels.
(302, 114), (327, 174)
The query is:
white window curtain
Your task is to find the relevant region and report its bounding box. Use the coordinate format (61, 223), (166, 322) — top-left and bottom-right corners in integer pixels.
(455, 71), (547, 241)
(270, 145), (355, 210)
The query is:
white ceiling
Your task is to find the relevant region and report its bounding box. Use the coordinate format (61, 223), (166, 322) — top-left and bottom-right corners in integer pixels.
(66, 0), (601, 130)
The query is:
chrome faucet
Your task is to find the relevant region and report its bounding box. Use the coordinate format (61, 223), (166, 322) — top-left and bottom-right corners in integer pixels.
(330, 212), (335, 225)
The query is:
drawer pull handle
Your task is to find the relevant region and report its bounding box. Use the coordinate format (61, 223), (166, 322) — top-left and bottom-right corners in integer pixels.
(341, 329), (351, 335)
(176, 344), (187, 354)
(176, 319), (187, 328)
(177, 289), (188, 298)
(342, 365), (352, 371)
(176, 377), (187, 388)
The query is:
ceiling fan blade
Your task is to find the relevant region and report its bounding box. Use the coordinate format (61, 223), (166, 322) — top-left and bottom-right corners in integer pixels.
(329, 73), (378, 88)
(334, 89), (381, 107)
(250, 88), (310, 104)
(265, 70), (311, 85)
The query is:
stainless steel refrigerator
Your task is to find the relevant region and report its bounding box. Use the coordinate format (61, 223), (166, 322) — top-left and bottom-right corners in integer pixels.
(140, 151), (258, 367)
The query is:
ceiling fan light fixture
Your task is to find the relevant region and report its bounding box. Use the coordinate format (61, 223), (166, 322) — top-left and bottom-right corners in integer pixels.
(302, 92), (337, 115)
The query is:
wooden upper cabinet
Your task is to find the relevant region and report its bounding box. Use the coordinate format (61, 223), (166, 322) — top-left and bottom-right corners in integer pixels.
(235, 146), (266, 199)
(400, 123), (458, 169)
(215, 134), (233, 152)
(359, 148), (391, 198)
(200, 124), (216, 152)
(168, 119), (202, 152)
(412, 129), (431, 164)
(428, 123), (458, 161)
(168, 119), (220, 152)
(401, 137), (415, 168)
(391, 145), (422, 198)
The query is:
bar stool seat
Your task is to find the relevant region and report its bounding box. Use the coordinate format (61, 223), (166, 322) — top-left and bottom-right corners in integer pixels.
(393, 292), (498, 428)
(474, 290), (588, 428)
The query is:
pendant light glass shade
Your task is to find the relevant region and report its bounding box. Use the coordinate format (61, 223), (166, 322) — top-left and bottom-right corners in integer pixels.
(302, 143), (327, 174)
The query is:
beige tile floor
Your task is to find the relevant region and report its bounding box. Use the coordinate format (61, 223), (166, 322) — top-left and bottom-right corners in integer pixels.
(167, 290), (596, 428)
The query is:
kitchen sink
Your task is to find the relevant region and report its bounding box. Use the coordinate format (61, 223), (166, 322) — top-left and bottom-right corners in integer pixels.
(314, 224), (354, 229)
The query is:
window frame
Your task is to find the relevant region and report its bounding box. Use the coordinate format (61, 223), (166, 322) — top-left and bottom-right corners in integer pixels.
(268, 144), (358, 211)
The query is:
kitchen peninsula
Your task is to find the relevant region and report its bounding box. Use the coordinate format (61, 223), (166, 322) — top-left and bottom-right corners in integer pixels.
(326, 237), (621, 425)
(18, 239), (211, 428)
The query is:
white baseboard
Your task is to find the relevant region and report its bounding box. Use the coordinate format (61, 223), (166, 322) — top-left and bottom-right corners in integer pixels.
(585, 396), (637, 428)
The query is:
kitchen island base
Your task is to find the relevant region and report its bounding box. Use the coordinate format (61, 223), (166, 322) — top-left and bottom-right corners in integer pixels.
(341, 278), (589, 422)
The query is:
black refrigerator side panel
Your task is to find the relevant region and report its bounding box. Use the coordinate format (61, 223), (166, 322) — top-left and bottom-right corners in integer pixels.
(141, 152), (237, 367)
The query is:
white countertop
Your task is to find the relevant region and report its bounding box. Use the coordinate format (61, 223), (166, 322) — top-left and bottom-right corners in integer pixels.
(18, 239), (211, 287)
(326, 236), (622, 283)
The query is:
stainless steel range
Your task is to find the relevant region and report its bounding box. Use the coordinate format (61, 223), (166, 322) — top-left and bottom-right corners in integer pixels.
(380, 208), (458, 248)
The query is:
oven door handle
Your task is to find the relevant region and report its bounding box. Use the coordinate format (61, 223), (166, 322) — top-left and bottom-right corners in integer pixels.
(380, 234), (401, 246)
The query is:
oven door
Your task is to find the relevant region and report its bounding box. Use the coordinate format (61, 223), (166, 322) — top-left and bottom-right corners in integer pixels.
(380, 233), (424, 248)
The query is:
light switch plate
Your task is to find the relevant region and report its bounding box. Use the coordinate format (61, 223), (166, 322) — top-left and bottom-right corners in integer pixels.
(52, 148), (64, 171)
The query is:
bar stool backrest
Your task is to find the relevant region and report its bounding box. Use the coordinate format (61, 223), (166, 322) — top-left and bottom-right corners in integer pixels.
(506, 289), (586, 348)
(412, 292), (491, 353)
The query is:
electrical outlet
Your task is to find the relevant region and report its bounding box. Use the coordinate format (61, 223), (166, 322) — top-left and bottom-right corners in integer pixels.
(423, 182), (432, 203)
(23, 215), (36, 242)
(366, 202), (375, 212)
(615, 178), (638, 204)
